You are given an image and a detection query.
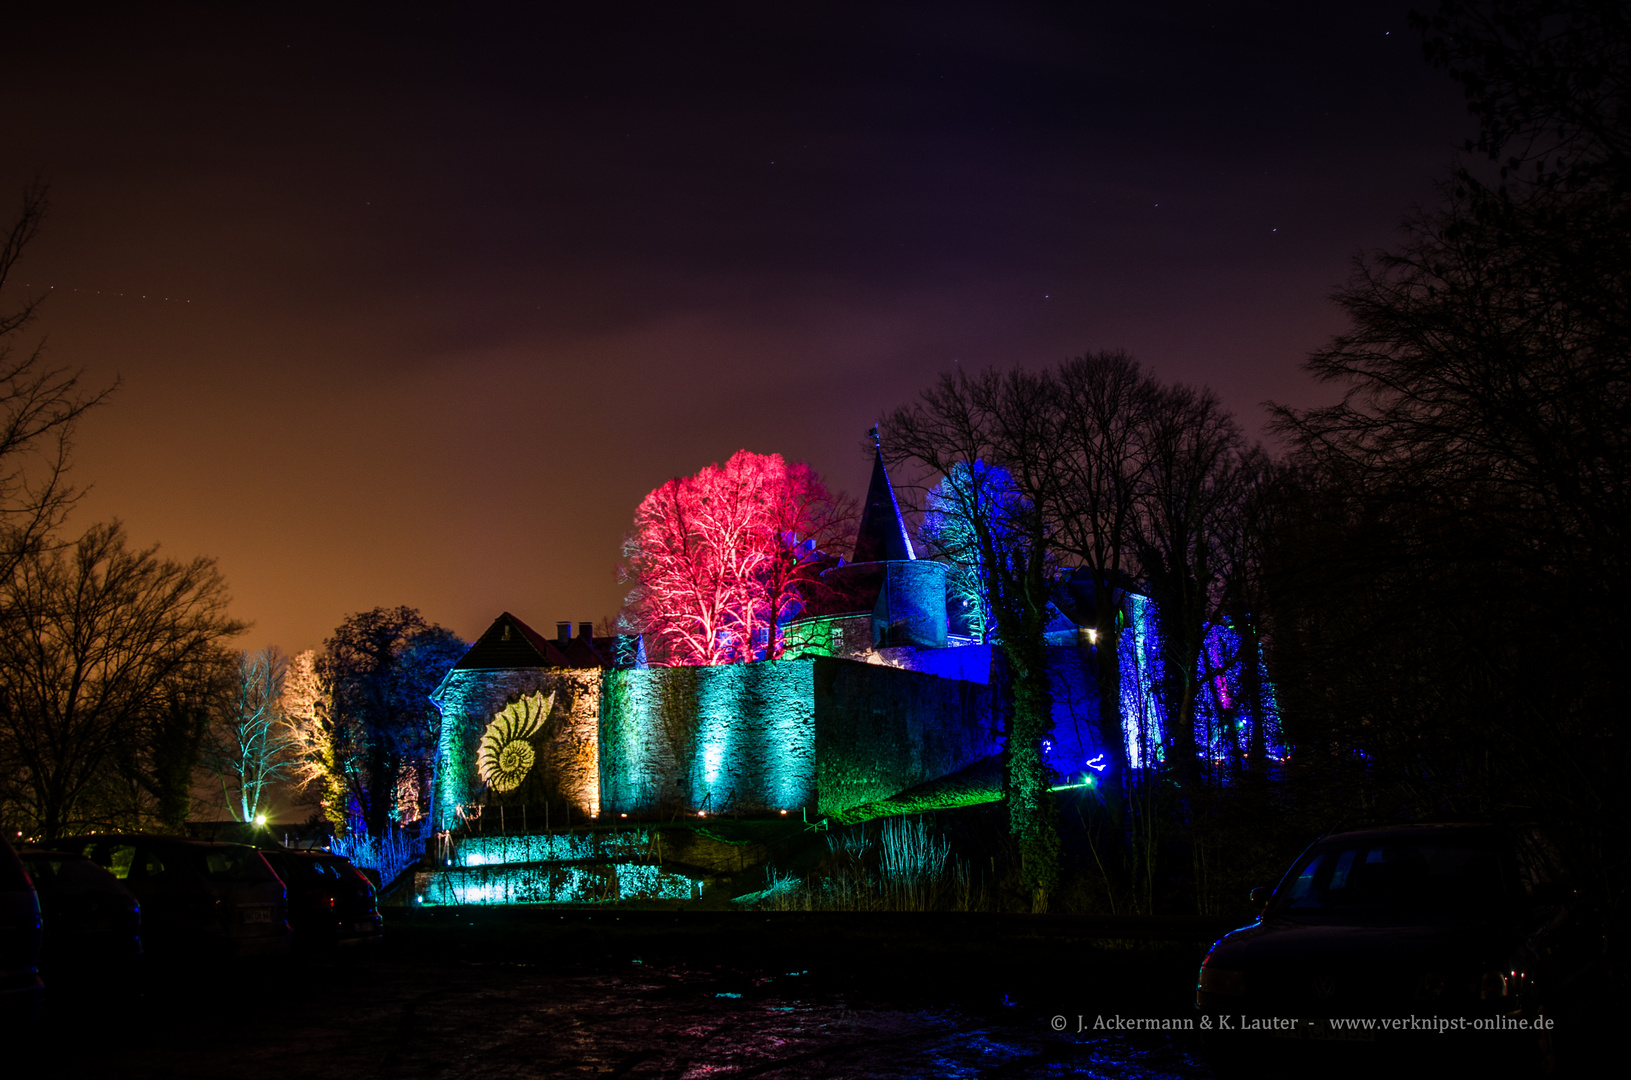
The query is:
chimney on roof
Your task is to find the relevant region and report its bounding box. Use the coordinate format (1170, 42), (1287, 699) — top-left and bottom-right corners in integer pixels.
(556, 621), (571, 646)
(579, 621), (594, 642)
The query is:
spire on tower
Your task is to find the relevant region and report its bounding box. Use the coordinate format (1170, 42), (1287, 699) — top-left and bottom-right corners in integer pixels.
(853, 428), (914, 563)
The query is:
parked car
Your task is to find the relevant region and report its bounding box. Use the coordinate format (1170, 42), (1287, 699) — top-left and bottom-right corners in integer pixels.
(1196, 823), (1595, 1075)
(260, 849), (382, 947)
(62, 835), (291, 958)
(17, 848), (141, 973)
(0, 834), (43, 1019)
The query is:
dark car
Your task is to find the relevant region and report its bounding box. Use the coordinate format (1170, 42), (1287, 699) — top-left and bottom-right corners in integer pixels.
(260, 850), (382, 947)
(63, 835), (292, 958)
(1197, 823), (1594, 1074)
(0, 834), (43, 1019)
(17, 848), (141, 974)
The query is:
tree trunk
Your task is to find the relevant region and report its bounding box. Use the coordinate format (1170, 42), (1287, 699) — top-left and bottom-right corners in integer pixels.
(1000, 631), (1058, 911)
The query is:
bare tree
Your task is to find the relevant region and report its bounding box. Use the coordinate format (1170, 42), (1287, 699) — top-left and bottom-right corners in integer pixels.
(0, 185), (114, 580)
(1133, 382), (1251, 797)
(885, 367), (1064, 910)
(201, 647), (299, 823)
(1051, 351), (1159, 814)
(0, 521), (246, 840)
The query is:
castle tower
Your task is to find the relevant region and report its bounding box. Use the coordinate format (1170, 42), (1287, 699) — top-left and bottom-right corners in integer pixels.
(809, 435), (948, 651)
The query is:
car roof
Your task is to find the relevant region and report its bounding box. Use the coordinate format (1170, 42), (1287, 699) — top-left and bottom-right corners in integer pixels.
(1318, 822), (1507, 844)
(18, 848), (93, 860)
(60, 833), (262, 852)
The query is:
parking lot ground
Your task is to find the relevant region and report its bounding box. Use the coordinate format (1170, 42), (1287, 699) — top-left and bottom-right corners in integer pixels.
(20, 910), (1219, 1079)
(20, 909), (1620, 1078)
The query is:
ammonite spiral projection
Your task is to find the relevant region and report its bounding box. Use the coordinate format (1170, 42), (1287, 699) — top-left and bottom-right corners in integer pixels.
(477, 691), (556, 792)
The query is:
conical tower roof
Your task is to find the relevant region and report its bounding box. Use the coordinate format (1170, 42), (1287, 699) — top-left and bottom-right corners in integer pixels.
(853, 442), (915, 563)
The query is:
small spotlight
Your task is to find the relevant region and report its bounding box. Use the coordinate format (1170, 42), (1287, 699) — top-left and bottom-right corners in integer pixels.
(254, 814), (267, 827)
(620, 813), (628, 818)
(780, 810), (787, 815)
(697, 811), (706, 818)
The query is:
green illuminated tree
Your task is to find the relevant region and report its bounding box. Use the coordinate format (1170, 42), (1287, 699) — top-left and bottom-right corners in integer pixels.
(201, 647), (300, 823)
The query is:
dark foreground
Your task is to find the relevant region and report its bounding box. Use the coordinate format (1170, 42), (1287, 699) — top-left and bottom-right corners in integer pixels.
(15, 910), (1616, 1078)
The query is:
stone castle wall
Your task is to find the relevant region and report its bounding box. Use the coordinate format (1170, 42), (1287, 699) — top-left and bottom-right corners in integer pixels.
(811, 657), (997, 815)
(600, 662), (816, 816)
(432, 667), (601, 830)
(598, 657), (999, 819)
(435, 647), (1103, 829)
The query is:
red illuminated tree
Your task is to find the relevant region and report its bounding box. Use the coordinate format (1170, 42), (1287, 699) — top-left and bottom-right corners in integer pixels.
(622, 450), (851, 665)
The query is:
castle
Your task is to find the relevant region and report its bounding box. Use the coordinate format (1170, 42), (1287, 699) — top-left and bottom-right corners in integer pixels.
(426, 448), (1281, 843)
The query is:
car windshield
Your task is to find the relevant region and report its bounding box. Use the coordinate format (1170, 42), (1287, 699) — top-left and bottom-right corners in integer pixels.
(200, 846), (276, 882)
(276, 856), (338, 882)
(1276, 837), (1514, 917)
(21, 854), (125, 894)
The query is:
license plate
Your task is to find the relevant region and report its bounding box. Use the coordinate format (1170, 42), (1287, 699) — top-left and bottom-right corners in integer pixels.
(241, 907), (273, 924)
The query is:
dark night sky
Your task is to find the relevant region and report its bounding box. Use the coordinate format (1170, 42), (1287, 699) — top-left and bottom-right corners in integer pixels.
(0, 2), (1470, 654)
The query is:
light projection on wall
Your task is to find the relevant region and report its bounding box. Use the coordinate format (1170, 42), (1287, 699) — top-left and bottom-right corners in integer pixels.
(477, 691), (555, 792)
(1115, 593), (1285, 775)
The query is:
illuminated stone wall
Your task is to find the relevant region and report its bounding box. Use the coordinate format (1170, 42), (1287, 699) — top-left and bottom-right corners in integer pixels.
(601, 662), (817, 815)
(600, 657), (999, 819)
(862, 642), (1105, 787)
(414, 862), (699, 904)
(432, 668), (601, 829)
(811, 657), (996, 815)
(452, 831), (655, 866)
(874, 559), (950, 648)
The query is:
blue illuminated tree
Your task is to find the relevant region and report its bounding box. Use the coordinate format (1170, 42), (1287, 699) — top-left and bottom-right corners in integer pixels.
(319, 608), (466, 838)
(919, 460), (1024, 645)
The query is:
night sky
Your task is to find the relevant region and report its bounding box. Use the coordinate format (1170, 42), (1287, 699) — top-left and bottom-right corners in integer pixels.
(0, 2), (1469, 654)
